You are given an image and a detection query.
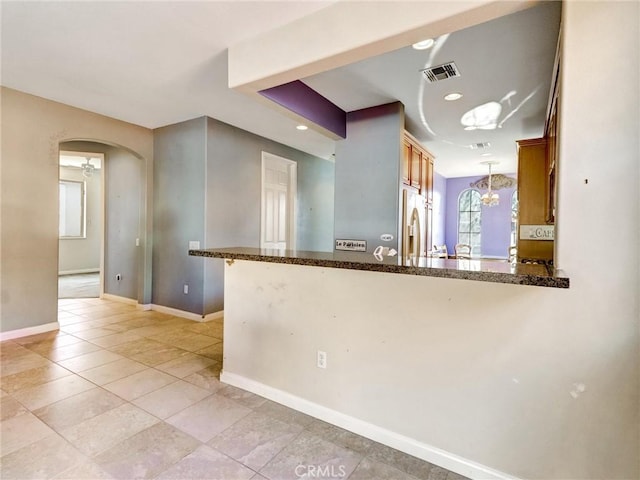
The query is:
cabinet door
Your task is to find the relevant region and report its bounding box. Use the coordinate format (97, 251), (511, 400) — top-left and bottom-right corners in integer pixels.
(402, 141), (411, 185)
(427, 157), (434, 203)
(411, 147), (421, 189)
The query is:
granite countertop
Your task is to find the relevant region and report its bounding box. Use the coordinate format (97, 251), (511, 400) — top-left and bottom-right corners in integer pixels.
(189, 247), (569, 289)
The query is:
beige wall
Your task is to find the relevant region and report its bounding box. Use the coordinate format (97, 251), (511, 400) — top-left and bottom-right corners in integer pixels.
(223, 2), (640, 479)
(0, 87), (153, 331)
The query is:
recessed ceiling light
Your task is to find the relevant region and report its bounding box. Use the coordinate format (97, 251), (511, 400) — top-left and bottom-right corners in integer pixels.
(296, 125), (308, 131)
(481, 153), (492, 157)
(444, 92), (463, 101)
(412, 39), (435, 50)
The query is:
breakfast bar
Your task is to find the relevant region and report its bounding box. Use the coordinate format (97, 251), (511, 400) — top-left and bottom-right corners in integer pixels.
(188, 246), (571, 478)
(189, 246), (569, 289)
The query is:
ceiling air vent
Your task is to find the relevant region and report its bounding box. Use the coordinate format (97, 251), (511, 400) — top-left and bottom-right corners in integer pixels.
(470, 142), (491, 150)
(421, 62), (460, 83)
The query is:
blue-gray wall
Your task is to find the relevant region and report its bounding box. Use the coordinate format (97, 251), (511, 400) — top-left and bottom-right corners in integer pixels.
(104, 146), (144, 300)
(152, 116), (335, 315)
(334, 102), (404, 254)
(204, 117), (334, 313)
(153, 118), (206, 313)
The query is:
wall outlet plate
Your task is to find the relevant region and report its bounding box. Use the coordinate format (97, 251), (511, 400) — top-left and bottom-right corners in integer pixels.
(317, 350), (327, 369)
(189, 241), (200, 250)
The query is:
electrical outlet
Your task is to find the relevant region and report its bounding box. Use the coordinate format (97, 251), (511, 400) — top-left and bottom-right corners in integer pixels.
(317, 350), (327, 369)
(183, 284), (189, 294)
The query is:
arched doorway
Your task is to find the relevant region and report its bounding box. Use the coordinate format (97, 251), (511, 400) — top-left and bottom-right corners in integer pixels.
(58, 140), (148, 305)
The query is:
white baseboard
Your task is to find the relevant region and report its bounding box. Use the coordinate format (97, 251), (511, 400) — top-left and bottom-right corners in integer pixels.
(150, 304), (223, 323)
(58, 268), (100, 275)
(101, 293), (137, 306)
(220, 371), (519, 480)
(99, 295), (223, 323)
(0, 322), (60, 341)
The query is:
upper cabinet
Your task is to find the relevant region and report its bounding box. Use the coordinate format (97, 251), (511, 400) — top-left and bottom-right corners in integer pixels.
(402, 131), (434, 202)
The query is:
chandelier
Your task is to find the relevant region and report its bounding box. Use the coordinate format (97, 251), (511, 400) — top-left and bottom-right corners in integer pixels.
(481, 161), (499, 207)
(81, 157), (95, 178)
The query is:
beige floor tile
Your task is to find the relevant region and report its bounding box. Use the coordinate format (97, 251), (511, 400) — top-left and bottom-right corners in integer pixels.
(305, 419), (374, 455)
(128, 344), (190, 367)
(367, 442), (438, 479)
(11, 374), (95, 410)
(155, 444), (254, 480)
(42, 341), (103, 362)
(24, 334), (85, 355)
(260, 431), (362, 480)
(12, 330), (65, 346)
(60, 320), (105, 333)
(209, 411), (302, 470)
(33, 387), (125, 431)
(195, 341), (223, 361)
(182, 364), (224, 392)
(107, 338), (168, 357)
(103, 368), (176, 401)
(255, 400), (315, 427)
(0, 351), (52, 377)
(165, 394), (251, 442)
(69, 327), (123, 340)
(0, 363), (72, 393)
(348, 457), (420, 480)
(87, 331), (143, 348)
(132, 380), (212, 419)
(182, 321), (224, 339)
(149, 331), (219, 352)
(155, 352), (216, 378)
(217, 385), (267, 409)
(57, 349), (123, 373)
(78, 358), (148, 385)
(113, 317), (161, 330)
(94, 422), (200, 479)
(52, 461), (115, 479)
(0, 395), (28, 420)
(0, 433), (86, 479)
(0, 411), (56, 456)
(59, 403), (159, 457)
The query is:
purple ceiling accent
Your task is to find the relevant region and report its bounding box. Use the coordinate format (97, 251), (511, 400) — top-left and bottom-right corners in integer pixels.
(259, 80), (346, 138)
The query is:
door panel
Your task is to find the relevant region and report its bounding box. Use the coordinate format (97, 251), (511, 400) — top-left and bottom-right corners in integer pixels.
(261, 153), (296, 250)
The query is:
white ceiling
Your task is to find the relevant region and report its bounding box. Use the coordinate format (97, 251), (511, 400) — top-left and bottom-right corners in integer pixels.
(1, 1), (336, 159)
(1, 1), (560, 178)
(303, 2), (561, 177)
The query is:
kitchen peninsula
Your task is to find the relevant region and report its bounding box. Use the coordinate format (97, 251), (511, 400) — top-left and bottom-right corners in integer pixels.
(189, 246), (570, 478)
(189, 247), (569, 288)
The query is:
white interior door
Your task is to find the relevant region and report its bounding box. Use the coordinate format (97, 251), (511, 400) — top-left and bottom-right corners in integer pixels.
(261, 152), (296, 250)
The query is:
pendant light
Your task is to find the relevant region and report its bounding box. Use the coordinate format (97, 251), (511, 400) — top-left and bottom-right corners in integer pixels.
(481, 161), (499, 207)
(81, 157), (95, 178)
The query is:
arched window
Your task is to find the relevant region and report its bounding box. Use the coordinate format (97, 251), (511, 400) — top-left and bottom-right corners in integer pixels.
(458, 189), (481, 255)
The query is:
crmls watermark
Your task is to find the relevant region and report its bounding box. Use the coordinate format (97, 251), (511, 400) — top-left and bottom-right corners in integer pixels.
(294, 464), (348, 478)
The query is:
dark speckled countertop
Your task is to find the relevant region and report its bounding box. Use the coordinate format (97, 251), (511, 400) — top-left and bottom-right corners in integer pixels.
(189, 247), (569, 288)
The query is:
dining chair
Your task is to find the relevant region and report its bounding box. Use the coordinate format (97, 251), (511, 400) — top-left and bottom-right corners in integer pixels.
(454, 243), (472, 259)
(432, 244), (448, 258)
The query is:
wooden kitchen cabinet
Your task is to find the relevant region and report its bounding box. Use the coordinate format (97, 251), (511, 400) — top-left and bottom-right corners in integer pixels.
(516, 138), (553, 263)
(403, 131), (434, 202)
(402, 139), (411, 185)
(411, 147), (421, 189)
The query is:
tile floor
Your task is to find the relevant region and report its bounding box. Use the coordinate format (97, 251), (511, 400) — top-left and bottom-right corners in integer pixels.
(1, 298), (469, 480)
